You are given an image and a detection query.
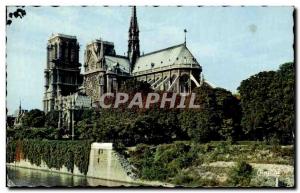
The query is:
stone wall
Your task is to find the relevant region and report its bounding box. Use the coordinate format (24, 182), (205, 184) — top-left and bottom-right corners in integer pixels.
(87, 143), (134, 183)
(7, 160), (84, 176)
(7, 143), (134, 184)
(7, 142), (174, 186)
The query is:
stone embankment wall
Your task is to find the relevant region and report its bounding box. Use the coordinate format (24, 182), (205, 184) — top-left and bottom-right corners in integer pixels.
(87, 143), (135, 182)
(7, 143), (135, 184)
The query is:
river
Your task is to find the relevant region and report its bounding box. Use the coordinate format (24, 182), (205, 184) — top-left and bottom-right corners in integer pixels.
(7, 166), (136, 187)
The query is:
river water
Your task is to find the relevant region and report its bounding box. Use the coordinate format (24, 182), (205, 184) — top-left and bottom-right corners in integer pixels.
(7, 166), (136, 187)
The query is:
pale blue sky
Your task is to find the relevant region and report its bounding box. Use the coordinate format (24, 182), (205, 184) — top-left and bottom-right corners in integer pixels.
(6, 6), (294, 114)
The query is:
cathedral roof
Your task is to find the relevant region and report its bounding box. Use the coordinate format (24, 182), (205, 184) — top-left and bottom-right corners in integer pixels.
(132, 43), (200, 73)
(105, 55), (131, 74)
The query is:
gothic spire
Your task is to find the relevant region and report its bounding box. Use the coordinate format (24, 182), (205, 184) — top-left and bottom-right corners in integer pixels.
(184, 29), (187, 45)
(18, 99), (22, 115)
(129, 6), (138, 34)
(128, 6), (140, 72)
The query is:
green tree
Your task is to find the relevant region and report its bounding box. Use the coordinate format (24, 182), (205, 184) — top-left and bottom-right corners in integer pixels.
(238, 62), (295, 144)
(75, 109), (98, 140)
(214, 88), (242, 142)
(188, 111), (212, 143)
(6, 7), (26, 25)
(274, 62), (295, 144)
(22, 109), (45, 128)
(178, 85), (241, 143)
(44, 110), (59, 128)
(178, 84), (219, 143)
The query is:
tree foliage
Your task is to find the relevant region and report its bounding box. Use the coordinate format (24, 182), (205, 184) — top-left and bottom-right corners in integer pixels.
(75, 108), (180, 146)
(44, 110), (59, 128)
(7, 127), (58, 140)
(129, 142), (201, 181)
(8, 63), (294, 146)
(178, 84), (242, 143)
(22, 109), (45, 128)
(238, 62), (295, 144)
(6, 7), (26, 25)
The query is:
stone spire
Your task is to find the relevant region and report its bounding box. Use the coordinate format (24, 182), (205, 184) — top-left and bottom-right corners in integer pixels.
(19, 100), (22, 113)
(128, 6), (140, 72)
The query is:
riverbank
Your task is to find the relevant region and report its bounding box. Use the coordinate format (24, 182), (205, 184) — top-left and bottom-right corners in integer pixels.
(6, 165), (134, 187)
(6, 140), (174, 187)
(6, 139), (294, 187)
(6, 164), (174, 187)
(127, 141), (294, 187)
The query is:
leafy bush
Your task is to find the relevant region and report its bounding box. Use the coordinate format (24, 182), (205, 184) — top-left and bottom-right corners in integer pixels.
(172, 169), (219, 187)
(172, 171), (196, 186)
(214, 141), (231, 154)
(129, 142), (200, 182)
(228, 161), (253, 186)
(7, 127), (59, 140)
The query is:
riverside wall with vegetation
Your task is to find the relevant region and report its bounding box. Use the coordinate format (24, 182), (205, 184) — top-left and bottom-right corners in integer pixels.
(7, 140), (92, 175)
(6, 140), (138, 184)
(6, 139), (294, 187)
(6, 140), (170, 186)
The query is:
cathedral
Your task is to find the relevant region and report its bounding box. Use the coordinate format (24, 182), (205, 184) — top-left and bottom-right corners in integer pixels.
(43, 6), (204, 137)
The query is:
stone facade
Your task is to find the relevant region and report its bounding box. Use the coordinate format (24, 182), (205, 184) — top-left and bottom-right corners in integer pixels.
(55, 92), (92, 138)
(43, 34), (82, 113)
(14, 102), (28, 126)
(83, 40), (131, 104)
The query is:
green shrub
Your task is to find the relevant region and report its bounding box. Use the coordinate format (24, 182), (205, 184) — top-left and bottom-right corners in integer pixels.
(203, 143), (213, 153)
(228, 161), (253, 186)
(141, 162), (170, 181)
(215, 141), (230, 154)
(129, 142), (200, 181)
(172, 169), (219, 187)
(268, 134), (280, 146)
(173, 173), (195, 186)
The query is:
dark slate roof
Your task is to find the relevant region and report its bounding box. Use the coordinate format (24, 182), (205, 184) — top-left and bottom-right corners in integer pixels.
(133, 43), (200, 73)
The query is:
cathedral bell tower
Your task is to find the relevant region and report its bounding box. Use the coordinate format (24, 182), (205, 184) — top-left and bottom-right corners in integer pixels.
(128, 6), (140, 72)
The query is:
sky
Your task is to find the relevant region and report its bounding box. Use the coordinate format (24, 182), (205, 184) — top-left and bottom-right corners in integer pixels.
(6, 6), (294, 114)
